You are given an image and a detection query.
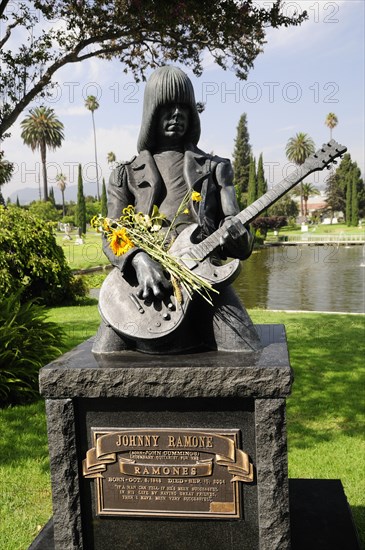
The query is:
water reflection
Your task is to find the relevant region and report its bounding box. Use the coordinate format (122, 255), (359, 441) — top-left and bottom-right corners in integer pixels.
(234, 245), (365, 313)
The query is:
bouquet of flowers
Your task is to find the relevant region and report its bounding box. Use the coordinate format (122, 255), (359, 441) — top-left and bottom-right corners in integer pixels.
(91, 191), (217, 304)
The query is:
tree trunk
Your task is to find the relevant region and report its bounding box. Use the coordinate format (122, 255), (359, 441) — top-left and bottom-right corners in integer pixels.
(40, 140), (48, 202)
(92, 112), (100, 200)
(61, 189), (65, 217)
(0, 186), (5, 207)
(300, 182), (304, 216)
(304, 197), (308, 216)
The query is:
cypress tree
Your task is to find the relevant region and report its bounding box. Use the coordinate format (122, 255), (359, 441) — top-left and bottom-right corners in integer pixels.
(49, 186), (56, 206)
(357, 170), (365, 219)
(232, 114), (251, 202)
(256, 153), (267, 198)
(351, 165), (361, 226)
(336, 154), (364, 224)
(101, 177), (108, 217)
(75, 164), (86, 234)
(16, 196), (20, 207)
(346, 177), (352, 226)
(325, 172), (345, 221)
(247, 156), (257, 206)
(351, 177), (359, 226)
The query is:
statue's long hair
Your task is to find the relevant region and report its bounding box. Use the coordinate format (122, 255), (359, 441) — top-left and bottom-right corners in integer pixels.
(137, 66), (201, 153)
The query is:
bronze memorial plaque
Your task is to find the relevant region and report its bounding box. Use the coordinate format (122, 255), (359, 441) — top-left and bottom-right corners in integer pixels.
(83, 428), (253, 518)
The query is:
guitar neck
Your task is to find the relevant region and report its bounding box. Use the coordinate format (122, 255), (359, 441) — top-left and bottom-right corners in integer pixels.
(192, 162), (318, 261)
(236, 163), (308, 226)
(190, 139), (346, 262)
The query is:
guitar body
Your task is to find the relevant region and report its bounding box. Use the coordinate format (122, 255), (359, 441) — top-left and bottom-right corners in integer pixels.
(99, 268), (189, 341)
(98, 224), (241, 341)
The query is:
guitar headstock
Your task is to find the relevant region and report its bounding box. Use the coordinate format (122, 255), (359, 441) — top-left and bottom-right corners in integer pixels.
(303, 139), (347, 173)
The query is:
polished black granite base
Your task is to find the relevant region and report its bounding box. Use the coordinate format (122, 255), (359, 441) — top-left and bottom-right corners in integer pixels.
(39, 325), (294, 550)
(29, 479), (362, 550)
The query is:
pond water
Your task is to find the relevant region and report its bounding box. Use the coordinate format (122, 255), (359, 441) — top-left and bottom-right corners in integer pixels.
(233, 245), (365, 314)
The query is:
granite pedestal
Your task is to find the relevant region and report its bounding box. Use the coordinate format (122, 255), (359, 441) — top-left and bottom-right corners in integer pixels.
(39, 324), (293, 550)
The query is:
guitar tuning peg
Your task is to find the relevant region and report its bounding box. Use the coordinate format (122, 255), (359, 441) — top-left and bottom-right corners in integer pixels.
(332, 160), (338, 165)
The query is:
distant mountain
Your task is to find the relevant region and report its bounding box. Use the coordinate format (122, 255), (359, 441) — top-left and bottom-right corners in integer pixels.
(7, 182), (99, 205)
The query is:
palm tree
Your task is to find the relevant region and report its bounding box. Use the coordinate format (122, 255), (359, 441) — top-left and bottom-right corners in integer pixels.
(56, 172), (67, 217)
(107, 151), (116, 164)
(285, 132), (315, 217)
(107, 151), (117, 171)
(325, 113), (338, 140)
(294, 182), (320, 216)
(85, 95), (100, 200)
(20, 106), (64, 202)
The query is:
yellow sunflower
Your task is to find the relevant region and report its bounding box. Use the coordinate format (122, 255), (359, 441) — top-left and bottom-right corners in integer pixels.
(109, 228), (134, 256)
(191, 191), (202, 202)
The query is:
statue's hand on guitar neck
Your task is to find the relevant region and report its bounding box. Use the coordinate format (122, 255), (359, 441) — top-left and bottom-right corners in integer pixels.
(219, 217), (254, 261)
(131, 251), (171, 300)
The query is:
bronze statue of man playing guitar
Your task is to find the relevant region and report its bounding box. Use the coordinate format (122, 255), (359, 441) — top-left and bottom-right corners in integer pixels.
(93, 65), (345, 355)
(93, 65), (262, 355)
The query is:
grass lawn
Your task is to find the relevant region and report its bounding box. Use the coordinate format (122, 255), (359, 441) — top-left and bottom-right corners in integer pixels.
(251, 309), (365, 545)
(270, 222), (365, 237)
(0, 305), (364, 549)
(55, 230), (109, 271)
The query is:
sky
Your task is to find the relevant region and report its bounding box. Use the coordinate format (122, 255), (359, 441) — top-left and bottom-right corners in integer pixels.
(2, 0), (364, 203)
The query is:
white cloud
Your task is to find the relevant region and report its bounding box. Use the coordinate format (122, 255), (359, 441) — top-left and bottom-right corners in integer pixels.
(276, 125), (297, 134)
(57, 106), (89, 117)
(263, 0), (349, 52)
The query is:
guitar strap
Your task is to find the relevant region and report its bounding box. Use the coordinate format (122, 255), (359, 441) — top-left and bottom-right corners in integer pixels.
(197, 158), (210, 222)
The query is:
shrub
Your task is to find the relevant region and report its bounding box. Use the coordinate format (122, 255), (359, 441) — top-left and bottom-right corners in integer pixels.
(253, 229), (266, 246)
(83, 271), (108, 288)
(0, 205), (86, 305)
(0, 292), (64, 406)
(60, 215), (75, 225)
(69, 274), (89, 296)
(28, 200), (61, 221)
(251, 216), (288, 237)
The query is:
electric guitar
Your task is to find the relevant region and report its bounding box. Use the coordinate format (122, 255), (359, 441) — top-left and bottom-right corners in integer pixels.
(98, 139), (347, 341)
